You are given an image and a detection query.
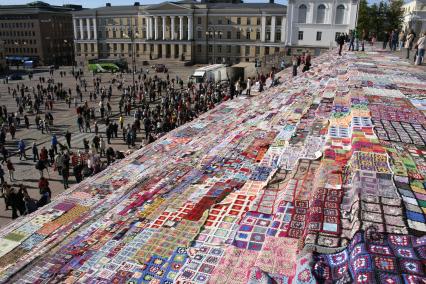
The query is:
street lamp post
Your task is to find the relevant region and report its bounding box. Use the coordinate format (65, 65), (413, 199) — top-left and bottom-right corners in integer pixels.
(123, 29), (139, 95)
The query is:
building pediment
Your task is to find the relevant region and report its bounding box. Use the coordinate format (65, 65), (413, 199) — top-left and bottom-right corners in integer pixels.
(146, 2), (192, 12)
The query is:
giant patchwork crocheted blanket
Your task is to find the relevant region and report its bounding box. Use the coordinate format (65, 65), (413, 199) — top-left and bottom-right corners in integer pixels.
(0, 50), (425, 283)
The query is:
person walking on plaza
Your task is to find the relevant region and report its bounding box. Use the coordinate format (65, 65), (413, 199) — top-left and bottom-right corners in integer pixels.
(348, 30), (355, 51)
(398, 31), (406, 51)
(62, 165), (70, 189)
(337, 33), (345, 56)
(383, 31), (390, 49)
(9, 186), (25, 219)
(405, 30), (415, 59)
(292, 56), (298, 77)
(65, 130), (72, 149)
(9, 124), (16, 140)
(77, 115), (84, 132)
(415, 32), (425, 66)
(391, 30), (398, 51)
(32, 142), (39, 162)
(40, 146), (48, 166)
(0, 164), (4, 185)
(2, 182), (11, 210)
(6, 159), (15, 182)
(246, 77), (252, 96)
(94, 122), (99, 136)
(51, 135), (58, 155)
(18, 139), (26, 160)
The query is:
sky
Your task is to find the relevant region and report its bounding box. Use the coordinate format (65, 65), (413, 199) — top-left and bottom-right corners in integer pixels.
(1, 0), (383, 8)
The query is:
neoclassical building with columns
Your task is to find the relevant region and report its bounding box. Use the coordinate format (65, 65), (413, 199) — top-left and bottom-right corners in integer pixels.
(72, 0), (287, 66)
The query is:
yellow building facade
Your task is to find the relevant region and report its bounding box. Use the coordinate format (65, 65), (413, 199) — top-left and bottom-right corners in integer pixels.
(73, 1), (287, 66)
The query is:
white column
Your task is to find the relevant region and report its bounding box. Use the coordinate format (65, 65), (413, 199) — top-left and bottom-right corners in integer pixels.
(171, 16), (175, 40)
(281, 16), (286, 43)
(261, 15), (266, 42)
(146, 17), (150, 39)
(79, 19), (84, 39)
(179, 16), (184, 40)
(308, 3), (314, 24)
(270, 16), (276, 42)
(162, 16), (166, 40)
(86, 18), (91, 40)
(73, 18), (77, 39)
(188, 15), (193, 40)
(149, 17), (154, 39)
(93, 18), (97, 40)
(154, 16), (159, 40)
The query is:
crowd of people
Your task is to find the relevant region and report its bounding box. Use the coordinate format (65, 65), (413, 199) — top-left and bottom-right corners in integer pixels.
(1, 61), (280, 220)
(334, 28), (425, 66)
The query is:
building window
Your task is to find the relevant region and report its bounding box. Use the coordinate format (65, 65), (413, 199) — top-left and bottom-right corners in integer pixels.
(209, 45), (213, 52)
(317, 4), (326, 24)
(316, 31), (322, 41)
(198, 30), (202, 39)
(275, 47), (279, 53)
(227, 45), (231, 53)
(277, 17), (282, 26)
(256, 17), (260, 25)
(298, 31), (304, 40)
(237, 17), (241, 25)
(335, 5), (345, 24)
(218, 19), (222, 25)
(197, 44), (202, 52)
(236, 31), (240, 39)
(266, 31), (270, 41)
(198, 17), (202, 24)
(265, 47), (269, 55)
(298, 4), (307, 23)
(247, 18), (251, 25)
(227, 18), (231, 25)
(218, 45), (222, 53)
(276, 31), (281, 41)
(255, 46), (260, 54)
(227, 31), (231, 39)
(246, 31), (250, 39)
(256, 31), (260, 40)
(236, 45), (241, 53)
(245, 46), (250, 55)
(267, 17), (271, 25)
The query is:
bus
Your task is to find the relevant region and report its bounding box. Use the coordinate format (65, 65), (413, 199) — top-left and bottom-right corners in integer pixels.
(87, 59), (128, 73)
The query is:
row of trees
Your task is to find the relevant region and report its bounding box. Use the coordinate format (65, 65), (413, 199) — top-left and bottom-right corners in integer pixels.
(357, 0), (405, 41)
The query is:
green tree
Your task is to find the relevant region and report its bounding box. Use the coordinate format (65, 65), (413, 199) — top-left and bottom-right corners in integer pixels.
(356, 0), (404, 41)
(386, 0), (404, 31)
(357, 0), (371, 34)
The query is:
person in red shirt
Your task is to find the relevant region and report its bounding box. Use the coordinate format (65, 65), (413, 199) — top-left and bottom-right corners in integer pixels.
(38, 177), (49, 194)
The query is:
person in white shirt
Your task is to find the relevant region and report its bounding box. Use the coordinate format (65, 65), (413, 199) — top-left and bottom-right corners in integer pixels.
(415, 32), (425, 65)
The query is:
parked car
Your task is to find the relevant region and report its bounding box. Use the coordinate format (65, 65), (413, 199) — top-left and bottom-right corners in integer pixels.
(8, 73), (23, 80)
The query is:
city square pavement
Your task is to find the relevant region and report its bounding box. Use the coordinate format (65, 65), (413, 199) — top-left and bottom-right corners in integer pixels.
(0, 60), (199, 227)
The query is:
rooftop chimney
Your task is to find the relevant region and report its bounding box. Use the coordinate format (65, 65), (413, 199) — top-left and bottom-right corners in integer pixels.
(269, 0), (274, 3)
(134, 2), (140, 6)
(106, 3), (111, 7)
